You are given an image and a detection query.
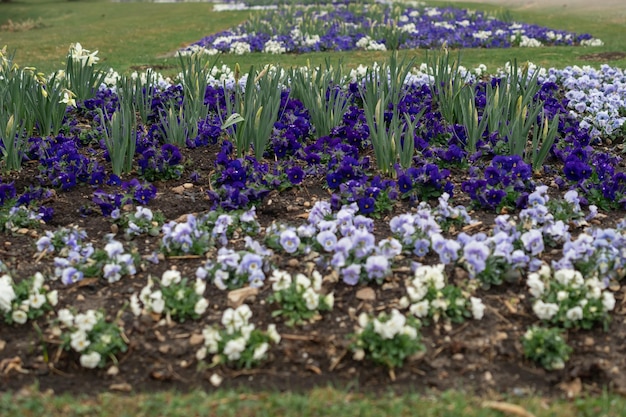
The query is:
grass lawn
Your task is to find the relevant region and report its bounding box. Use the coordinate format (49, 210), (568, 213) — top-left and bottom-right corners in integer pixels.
(0, 0), (625, 75)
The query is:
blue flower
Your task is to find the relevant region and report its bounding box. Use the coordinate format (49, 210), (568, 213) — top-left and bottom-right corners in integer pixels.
(341, 264), (361, 286)
(279, 229), (300, 254)
(286, 166), (304, 185)
(357, 196), (375, 214)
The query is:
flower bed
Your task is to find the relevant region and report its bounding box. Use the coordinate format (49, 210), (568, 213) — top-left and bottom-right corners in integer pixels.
(182, 2), (602, 55)
(1, 36), (626, 395)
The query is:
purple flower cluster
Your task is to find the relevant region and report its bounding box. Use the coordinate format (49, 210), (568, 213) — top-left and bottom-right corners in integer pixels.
(196, 236), (273, 289)
(161, 208), (260, 255)
(185, 4), (597, 54)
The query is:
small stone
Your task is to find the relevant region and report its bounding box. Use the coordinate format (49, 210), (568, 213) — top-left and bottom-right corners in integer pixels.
(183, 183), (193, 189)
(76, 294), (85, 301)
(158, 345), (170, 354)
(452, 353), (464, 361)
(558, 378), (582, 398)
(107, 366), (119, 376)
(0, 340), (5, 351)
(189, 333), (204, 346)
(356, 287), (376, 301)
(109, 383), (132, 392)
(287, 259), (299, 268)
(228, 287), (259, 308)
(584, 337), (595, 347)
(171, 185), (185, 194)
(484, 371), (493, 382)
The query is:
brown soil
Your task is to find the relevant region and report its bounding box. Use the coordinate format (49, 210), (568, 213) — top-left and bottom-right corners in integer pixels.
(1, 146), (626, 398)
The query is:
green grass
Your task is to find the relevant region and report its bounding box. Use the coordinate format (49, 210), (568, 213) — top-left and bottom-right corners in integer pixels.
(0, 0), (625, 76)
(2, 385), (626, 417)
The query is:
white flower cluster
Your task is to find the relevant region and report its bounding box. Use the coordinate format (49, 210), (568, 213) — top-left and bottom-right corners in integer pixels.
(102, 240), (137, 283)
(580, 38), (604, 47)
(263, 39), (287, 54)
(197, 304), (281, 365)
(513, 35), (543, 47)
(355, 36), (387, 51)
(472, 30), (492, 40)
(402, 264), (485, 321)
(55, 308), (126, 369)
(130, 269), (209, 318)
(0, 273), (58, 324)
(270, 269), (333, 311)
(358, 309), (417, 341)
(68, 42), (99, 67)
(229, 41), (252, 55)
(57, 309), (103, 368)
(178, 44), (220, 57)
(528, 265), (616, 326)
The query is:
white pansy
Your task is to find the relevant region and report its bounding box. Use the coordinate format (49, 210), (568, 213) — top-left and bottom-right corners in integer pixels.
(538, 263), (552, 280)
(32, 272), (45, 291)
(12, 310), (28, 324)
(46, 290), (58, 306)
(161, 269), (181, 287)
(303, 287), (319, 311)
(470, 297), (485, 320)
(252, 342), (269, 361)
(79, 351), (101, 369)
(194, 279), (206, 296)
(223, 337), (246, 361)
(130, 294), (142, 316)
(402, 325), (418, 340)
(397, 296), (410, 309)
(373, 309), (405, 339)
(532, 300), (559, 320)
(194, 298), (209, 316)
(235, 304), (252, 323)
(28, 292), (46, 309)
(566, 306), (583, 321)
(295, 274), (311, 291)
(406, 282), (428, 302)
(267, 324), (281, 344)
(526, 273), (545, 298)
(151, 298), (165, 314)
(74, 310), (98, 332)
(57, 308), (74, 327)
(410, 300), (430, 318)
(0, 274), (16, 313)
(270, 270), (292, 291)
(430, 298), (449, 311)
(196, 348), (207, 361)
(602, 291), (616, 311)
(311, 270), (323, 292)
(240, 323), (254, 341)
(554, 269), (576, 286)
(70, 330), (90, 352)
(324, 293), (334, 309)
(414, 264), (445, 289)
